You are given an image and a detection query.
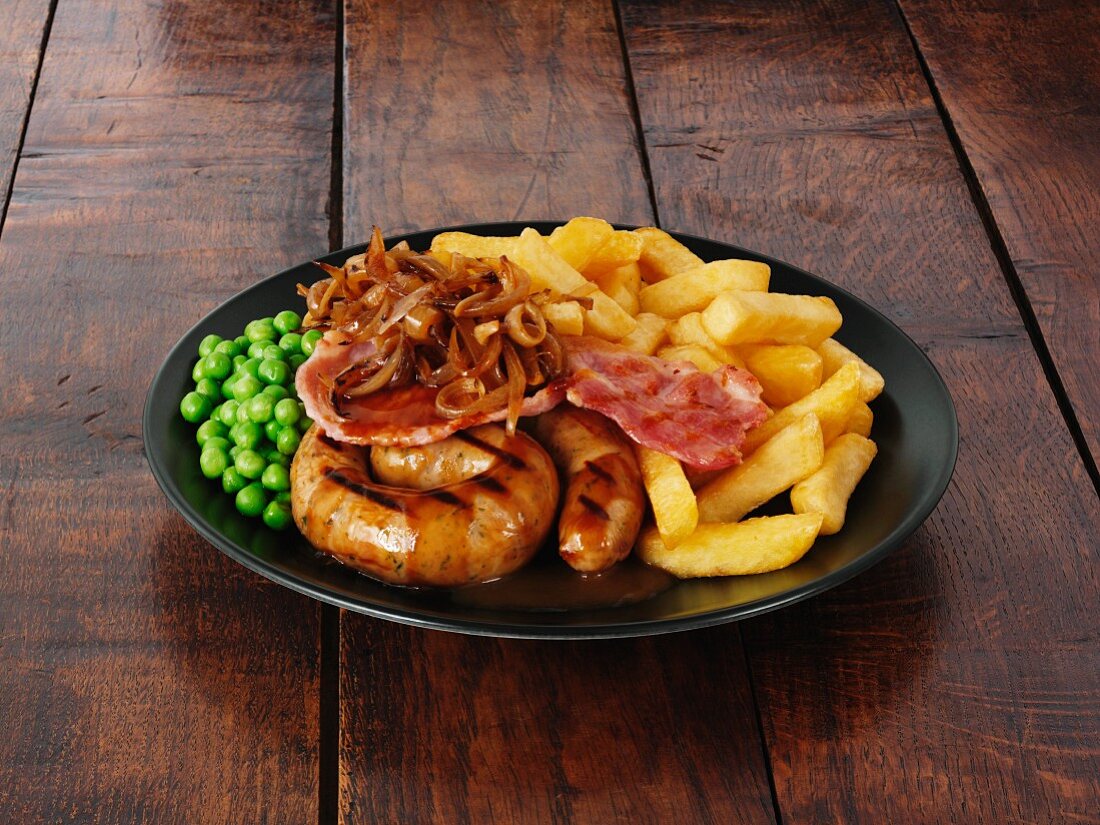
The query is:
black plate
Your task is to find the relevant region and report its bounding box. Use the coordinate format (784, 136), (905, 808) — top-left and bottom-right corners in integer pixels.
(144, 222), (957, 638)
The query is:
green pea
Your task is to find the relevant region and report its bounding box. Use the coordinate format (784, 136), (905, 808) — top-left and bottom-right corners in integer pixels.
(262, 500), (293, 531)
(246, 393), (275, 423)
(229, 445), (243, 460)
(235, 335), (250, 351)
(262, 420), (280, 443)
(202, 352), (232, 381)
(231, 374), (263, 402)
(236, 482), (267, 517)
(261, 344), (285, 363)
(195, 377), (221, 403)
(258, 359), (290, 386)
(238, 358), (261, 378)
(274, 310), (302, 336)
(276, 426), (301, 456)
(286, 383), (299, 400)
(221, 373), (238, 400)
(234, 449), (266, 480)
(288, 353), (307, 371)
(232, 354), (247, 370)
(235, 402), (252, 424)
(222, 466), (248, 495)
(247, 341), (268, 360)
(279, 332), (303, 355)
(218, 400), (240, 427)
(198, 334), (222, 358)
(262, 384), (289, 401)
(273, 398), (301, 427)
(264, 449), (289, 468)
(234, 421), (264, 450)
(192, 360), (206, 383)
(203, 436), (231, 453)
(298, 415), (313, 433)
(245, 320), (277, 343)
(261, 463), (291, 492)
(199, 446), (229, 479)
(180, 391), (212, 423)
(196, 418), (227, 446)
(301, 329), (323, 356)
(274, 491), (292, 505)
(214, 339), (240, 357)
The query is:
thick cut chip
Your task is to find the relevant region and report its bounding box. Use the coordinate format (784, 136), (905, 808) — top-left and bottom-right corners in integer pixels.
(639, 259), (771, 317)
(668, 313), (746, 368)
(658, 344), (724, 373)
(617, 312), (669, 355)
(590, 261), (642, 315)
(702, 291), (842, 348)
(696, 414), (824, 522)
(543, 301), (585, 336)
(634, 227), (704, 282)
(584, 230), (645, 275)
(636, 513), (823, 578)
(816, 338), (885, 402)
(431, 232), (516, 259)
(791, 434), (878, 534)
(512, 228), (636, 341)
(739, 344), (824, 407)
(741, 361), (860, 454)
(845, 401), (874, 437)
(548, 217), (615, 271)
(636, 447), (699, 548)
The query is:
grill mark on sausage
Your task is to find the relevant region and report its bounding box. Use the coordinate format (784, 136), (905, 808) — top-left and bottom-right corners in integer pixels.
(476, 475), (507, 494)
(578, 494), (610, 521)
(428, 489), (466, 507)
(585, 459), (613, 482)
(454, 430), (526, 468)
(325, 468), (404, 511)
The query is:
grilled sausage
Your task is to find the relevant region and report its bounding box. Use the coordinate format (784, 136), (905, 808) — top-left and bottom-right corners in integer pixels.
(531, 406), (645, 573)
(291, 424), (559, 586)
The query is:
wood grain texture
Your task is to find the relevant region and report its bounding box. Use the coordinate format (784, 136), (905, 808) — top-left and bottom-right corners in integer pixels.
(621, 0), (1100, 821)
(340, 1), (775, 822)
(0, 0), (52, 215)
(0, 0), (334, 821)
(343, 0), (652, 236)
(898, 0), (1100, 467)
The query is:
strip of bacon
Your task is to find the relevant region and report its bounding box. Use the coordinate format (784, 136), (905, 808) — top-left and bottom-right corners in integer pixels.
(297, 333), (766, 466)
(561, 336), (767, 469)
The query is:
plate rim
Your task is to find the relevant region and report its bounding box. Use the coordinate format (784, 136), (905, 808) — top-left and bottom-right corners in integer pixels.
(143, 221), (959, 639)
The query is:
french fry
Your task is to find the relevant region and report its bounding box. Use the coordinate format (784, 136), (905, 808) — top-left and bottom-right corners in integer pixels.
(696, 414), (824, 522)
(845, 401), (874, 437)
(741, 361), (861, 455)
(548, 217), (615, 271)
(633, 227), (704, 282)
(430, 231), (516, 260)
(636, 513), (823, 578)
(542, 301), (585, 336)
(701, 291), (842, 348)
(590, 261), (641, 315)
(618, 312), (669, 355)
(791, 434), (878, 534)
(668, 313), (746, 368)
(636, 447), (698, 548)
(638, 259), (771, 317)
(658, 344), (724, 373)
(512, 228), (636, 340)
(584, 229), (645, 275)
(739, 344), (824, 407)
(817, 338), (885, 402)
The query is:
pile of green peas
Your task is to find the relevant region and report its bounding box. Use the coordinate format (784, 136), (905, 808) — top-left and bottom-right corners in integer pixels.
(179, 310), (324, 530)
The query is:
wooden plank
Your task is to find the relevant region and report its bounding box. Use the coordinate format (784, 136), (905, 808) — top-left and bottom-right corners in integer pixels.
(0, 0), (52, 215)
(0, 0), (334, 820)
(621, 0), (1100, 821)
(898, 0), (1100, 467)
(339, 1), (776, 822)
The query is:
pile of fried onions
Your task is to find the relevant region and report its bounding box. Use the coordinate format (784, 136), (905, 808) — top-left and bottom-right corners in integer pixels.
(298, 227), (574, 434)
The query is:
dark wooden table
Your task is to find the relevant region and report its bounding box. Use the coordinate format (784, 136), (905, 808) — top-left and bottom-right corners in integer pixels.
(1, 1), (1097, 822)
